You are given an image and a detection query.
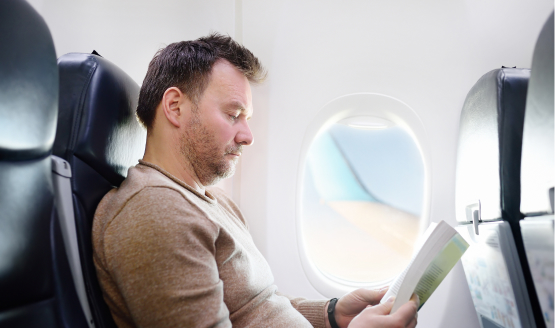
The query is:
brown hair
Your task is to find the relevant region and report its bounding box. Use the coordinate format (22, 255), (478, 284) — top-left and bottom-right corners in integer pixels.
(137, 32), (266, 130)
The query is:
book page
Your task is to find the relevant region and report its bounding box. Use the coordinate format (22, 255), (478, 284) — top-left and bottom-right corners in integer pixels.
(413, 233), (469, 308)
(380, 222), (469, 314)
(381, 222), (437, 303)
(384, 259), (412, 300)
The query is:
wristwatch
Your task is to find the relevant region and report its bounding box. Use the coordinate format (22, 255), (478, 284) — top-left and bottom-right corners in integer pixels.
(327, 298), (340, 328)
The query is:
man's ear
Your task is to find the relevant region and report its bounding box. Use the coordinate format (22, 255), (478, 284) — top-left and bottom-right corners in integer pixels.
(161, 87), (186, 128)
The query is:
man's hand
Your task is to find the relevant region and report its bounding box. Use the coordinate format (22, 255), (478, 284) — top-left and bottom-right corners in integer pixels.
(325, 287), (388, 328)
(347, 294), (419, 328)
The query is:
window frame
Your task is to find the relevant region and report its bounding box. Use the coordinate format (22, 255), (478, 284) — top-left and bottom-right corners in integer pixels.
(295, 93), (432, 297)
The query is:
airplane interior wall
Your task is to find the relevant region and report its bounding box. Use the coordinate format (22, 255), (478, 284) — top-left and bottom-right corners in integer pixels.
(27, 0), (553, 327)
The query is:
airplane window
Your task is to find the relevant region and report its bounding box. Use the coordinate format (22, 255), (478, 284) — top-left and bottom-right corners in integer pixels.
(301, 119), (425, 284)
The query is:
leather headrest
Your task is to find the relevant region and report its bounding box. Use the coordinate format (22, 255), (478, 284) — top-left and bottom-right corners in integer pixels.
(456, 68), (530, 223)
(54, 53), (146, 187)
(0, 0), (58, 160)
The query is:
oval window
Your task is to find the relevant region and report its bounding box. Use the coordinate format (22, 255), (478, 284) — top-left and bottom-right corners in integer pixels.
(297, 93), (429, 292)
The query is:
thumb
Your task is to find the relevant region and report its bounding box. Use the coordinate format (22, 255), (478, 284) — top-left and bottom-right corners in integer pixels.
(347, 287), (388, 306)
(359, 287), (389, 304)
(364, 296), (395, 316)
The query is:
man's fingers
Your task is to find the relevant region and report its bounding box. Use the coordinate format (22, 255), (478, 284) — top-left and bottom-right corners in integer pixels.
(407, 316), (418, 328)
(409, 293), (420, 308)
(391, 297), (418, 326)
(362, 296), (395, 316)
(349, 296), (419, 328)
(354, 287), (389, 305)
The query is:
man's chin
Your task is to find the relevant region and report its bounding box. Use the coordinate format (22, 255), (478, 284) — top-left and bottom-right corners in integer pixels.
(204, 165), (236, 186)
(220, 165), (236, 180)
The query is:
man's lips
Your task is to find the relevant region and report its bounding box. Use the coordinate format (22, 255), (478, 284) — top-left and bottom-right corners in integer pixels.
(225, 145), (243, 157)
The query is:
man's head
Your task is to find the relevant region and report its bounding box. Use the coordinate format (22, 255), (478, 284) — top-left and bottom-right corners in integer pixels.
(138, 33), (266, 188)
(137, 33), (265, 130)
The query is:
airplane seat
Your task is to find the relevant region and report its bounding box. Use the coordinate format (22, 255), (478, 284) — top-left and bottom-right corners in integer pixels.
(519, 12), (554, 328)
(0, 0), (88, 327)
(455, 68), (530, 225)
(454, 66), (545, 328)
(520, 12), (554, 214)
(53, 52), (147, 328)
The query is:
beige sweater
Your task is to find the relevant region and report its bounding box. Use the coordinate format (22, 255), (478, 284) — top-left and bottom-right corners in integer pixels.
(92, 161), (327, 328)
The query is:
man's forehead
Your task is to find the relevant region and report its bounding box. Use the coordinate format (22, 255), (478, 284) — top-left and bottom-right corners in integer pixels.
(208, 60), (253, 112)
(211, 59), (246, 83)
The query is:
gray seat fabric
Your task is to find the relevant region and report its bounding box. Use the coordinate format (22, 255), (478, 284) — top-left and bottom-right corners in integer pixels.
(0, 0), (88, 327)
(519, 12), (554, 328)
(520, 12), (554, 216)
(53, 52), (146, 328)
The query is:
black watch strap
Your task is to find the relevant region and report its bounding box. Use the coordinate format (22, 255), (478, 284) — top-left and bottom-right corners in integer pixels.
(327, 298), (340, 328)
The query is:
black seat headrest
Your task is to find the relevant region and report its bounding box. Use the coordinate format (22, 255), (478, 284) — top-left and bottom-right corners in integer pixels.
(54, 53), (146, 187)
(0, 0), (79, 326)
(456, 68), (530, 223)
(0, 0), (58, 160)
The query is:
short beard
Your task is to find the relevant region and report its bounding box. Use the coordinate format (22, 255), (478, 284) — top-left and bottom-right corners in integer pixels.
(179, 108), (242, 186)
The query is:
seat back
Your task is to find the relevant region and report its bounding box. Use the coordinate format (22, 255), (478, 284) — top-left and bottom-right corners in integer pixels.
(519, 12), (554, 328)
(454, 67), (546, 328)
(0, 1), (88, 327)
(458, 222), (534, 328)
(455, 68), (529, 224)
(53, 53), (146, 328)
(520, 12), (554, 216)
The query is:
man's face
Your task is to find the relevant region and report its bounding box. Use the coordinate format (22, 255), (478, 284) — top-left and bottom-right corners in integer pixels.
(180, 59), (254, 186)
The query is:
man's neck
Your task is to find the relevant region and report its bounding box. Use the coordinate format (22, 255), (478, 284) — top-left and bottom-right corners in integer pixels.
(142, 139), (206, 195)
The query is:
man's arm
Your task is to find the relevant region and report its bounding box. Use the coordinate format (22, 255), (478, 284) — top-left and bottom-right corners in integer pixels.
(276, 292), (328, 328)
(101, 187), (231, 328)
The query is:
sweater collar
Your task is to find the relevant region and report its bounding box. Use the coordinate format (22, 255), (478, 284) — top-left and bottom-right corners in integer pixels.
(137, 160), (217, 204)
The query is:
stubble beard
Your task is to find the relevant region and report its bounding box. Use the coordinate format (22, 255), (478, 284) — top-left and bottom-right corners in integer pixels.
(180, 109), (242, 186)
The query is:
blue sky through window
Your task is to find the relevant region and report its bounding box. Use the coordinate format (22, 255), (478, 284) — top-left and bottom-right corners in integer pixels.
(306, 124), (424, 216)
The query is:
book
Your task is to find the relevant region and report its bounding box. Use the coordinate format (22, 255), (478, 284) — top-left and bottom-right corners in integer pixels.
(380, 220), (470, 314)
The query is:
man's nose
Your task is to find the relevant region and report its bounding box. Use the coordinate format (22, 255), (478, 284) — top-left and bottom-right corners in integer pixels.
(236, 119), (254, 146)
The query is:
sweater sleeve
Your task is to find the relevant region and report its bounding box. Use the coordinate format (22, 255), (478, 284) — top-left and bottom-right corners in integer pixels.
(102, 187), (231, 328)
(276, 292), (328, 328)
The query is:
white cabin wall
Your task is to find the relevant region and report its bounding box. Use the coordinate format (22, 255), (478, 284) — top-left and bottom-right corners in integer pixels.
(241, 1), (552, 328)
(27, 0), (236, 85)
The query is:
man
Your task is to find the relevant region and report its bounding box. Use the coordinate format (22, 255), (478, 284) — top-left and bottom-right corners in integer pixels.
(93, 33), (419, 328)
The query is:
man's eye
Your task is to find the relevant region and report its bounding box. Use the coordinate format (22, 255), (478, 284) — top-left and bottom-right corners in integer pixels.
(230, 114), (239, 121)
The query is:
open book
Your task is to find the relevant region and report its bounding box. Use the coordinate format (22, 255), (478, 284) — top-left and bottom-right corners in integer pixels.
(380, 220), (469, 314)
